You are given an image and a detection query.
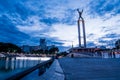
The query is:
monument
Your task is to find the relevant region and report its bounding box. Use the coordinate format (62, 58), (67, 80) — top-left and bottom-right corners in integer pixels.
(69, 9), (99, 54)
(77, 9), (86, 48)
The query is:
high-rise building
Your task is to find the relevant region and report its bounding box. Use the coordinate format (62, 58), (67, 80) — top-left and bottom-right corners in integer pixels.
(40, 38), (47, 50)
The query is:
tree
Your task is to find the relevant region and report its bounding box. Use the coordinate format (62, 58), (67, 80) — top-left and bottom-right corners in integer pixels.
(115, 39), (120, 49)
(49, 47), (59, 54)
(0, 42), (22, 53)
(31, 49), (44, 54)
(44, 49), (49, 54)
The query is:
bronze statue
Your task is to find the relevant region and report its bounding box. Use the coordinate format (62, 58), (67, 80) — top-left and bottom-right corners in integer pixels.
(77, 9), (83, 19)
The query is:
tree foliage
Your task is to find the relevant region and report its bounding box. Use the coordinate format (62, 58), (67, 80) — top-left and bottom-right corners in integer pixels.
(31, 47), (59, 54)
(115, 39), (120, 49)
(49, 47), (59, 54)
(0, 42), (22, 53)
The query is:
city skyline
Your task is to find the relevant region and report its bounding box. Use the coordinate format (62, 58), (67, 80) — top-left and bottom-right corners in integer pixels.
(0, 0), (120, 49)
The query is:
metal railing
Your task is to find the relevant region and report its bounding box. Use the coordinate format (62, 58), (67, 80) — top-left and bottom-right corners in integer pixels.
(6, 59), (54, 80)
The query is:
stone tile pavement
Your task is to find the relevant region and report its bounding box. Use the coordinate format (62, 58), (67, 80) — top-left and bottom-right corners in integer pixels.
(38, 59), (65, 80)
(58, 58), (120, 80)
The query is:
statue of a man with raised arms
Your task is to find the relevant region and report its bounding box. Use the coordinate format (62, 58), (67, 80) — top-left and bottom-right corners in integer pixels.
(77, 9), (83, 19)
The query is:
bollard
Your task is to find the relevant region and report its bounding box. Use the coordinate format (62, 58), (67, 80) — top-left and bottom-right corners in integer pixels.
(38, 66), (46, 76)
(71, 54), (74, 58)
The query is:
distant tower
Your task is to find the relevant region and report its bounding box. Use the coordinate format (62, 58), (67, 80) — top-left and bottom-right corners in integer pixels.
(40, 38), (47, 50)
(77, 9), (86, 48)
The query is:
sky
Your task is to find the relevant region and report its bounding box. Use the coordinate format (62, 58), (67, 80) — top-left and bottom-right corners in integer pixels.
(0, 0), (120, 50)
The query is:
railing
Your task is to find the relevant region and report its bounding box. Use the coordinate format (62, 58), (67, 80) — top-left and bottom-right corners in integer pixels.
(6, 59), (54, 80)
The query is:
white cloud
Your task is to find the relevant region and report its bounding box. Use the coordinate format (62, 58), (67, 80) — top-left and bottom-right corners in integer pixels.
(48, 24), (78, 46)
(84, 13), (120, 46)
(16, 0), (120, 47)
(17, 16), (47, 34)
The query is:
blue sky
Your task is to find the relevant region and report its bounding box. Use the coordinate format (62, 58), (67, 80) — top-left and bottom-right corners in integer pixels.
(0, 0), (120, 50)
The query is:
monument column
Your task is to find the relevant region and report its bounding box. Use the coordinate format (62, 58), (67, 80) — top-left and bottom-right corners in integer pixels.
(82, 19), (86, 48)
(77, 9), (86, 48)
(77, 19), (81, 47)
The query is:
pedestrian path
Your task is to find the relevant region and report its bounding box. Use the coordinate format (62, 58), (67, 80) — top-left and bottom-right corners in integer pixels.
(58, 58), (120, 80)
(38, 59), (65, 80)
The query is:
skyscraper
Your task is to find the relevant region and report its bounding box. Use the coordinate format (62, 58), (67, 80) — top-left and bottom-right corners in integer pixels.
(40, 38), (47, 50)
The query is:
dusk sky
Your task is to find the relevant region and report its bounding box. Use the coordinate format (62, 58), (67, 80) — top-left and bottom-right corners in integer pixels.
(0, 0), (120, 50)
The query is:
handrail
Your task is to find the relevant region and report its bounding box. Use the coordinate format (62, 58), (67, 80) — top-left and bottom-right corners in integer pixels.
(6, 59), (54, 80)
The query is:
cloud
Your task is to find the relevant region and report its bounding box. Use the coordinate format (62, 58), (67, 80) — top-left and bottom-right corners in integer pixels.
(49, 23), (78, 46)
(40, 17), (59, 26)
(102, 33), (120, 39)
(0, 0), (120, 50)
(87, 41), (96, 47)
(0, 14), (30, 45)
(88, 0), (120, 17)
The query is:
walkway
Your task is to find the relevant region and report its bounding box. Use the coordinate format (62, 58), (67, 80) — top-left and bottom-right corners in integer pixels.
(21, 59), (64, 80)
(58, 58), (120, 80)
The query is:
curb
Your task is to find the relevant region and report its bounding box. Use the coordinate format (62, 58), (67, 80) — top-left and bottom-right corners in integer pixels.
(39, 59), (65, 80)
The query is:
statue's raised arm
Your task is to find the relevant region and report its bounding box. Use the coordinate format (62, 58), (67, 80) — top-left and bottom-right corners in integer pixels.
(77, 9), (83, 19)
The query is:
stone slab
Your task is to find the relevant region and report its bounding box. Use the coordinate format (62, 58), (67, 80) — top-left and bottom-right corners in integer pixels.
(38, 59), (65, 80)
(59, 58), (120, 80)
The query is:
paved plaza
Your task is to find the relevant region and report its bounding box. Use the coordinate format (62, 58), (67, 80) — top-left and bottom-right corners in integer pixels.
(58, 58), (120, 80)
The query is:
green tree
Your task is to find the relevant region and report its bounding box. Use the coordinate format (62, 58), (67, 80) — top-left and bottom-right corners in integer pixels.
(39, 49), (44, 54)
(45, 49), (49, 54)
(49, 47), (59, 54)
(115, 39), (120, 49)
(0, 42), (22, 53)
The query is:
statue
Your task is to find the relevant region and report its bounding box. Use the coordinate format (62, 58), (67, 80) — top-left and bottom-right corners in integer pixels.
(77, 9), (83, 19)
